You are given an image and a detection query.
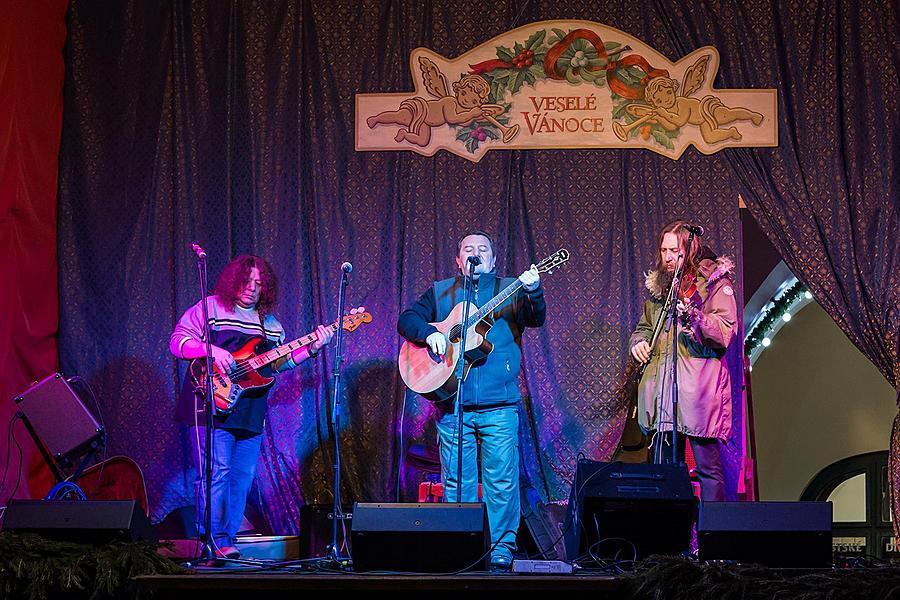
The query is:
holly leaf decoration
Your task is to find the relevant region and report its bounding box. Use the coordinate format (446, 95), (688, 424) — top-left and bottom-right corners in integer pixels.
(612, 100), (632, 119)
(496, 46), (515, 62)
(524, 30), (546, 51)
(490, 82), (504, 103)
(652, 128), (675, 150)
(489, 71), (512, 102)
(509, 70), (525, 94)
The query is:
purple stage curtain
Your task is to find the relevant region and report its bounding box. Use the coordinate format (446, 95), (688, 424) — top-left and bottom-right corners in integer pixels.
(651, 0), (900, 533)
(57, 1), (755, 532)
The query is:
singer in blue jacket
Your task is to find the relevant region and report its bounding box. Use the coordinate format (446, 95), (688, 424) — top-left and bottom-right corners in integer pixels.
(397, 231), (545, 572)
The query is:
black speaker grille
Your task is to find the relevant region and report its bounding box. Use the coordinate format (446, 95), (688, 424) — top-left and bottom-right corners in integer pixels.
(350, 502), (488, 572)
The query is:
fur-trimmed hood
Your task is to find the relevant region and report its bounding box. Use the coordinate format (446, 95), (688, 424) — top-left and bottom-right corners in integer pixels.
(644, 256), (735, 300)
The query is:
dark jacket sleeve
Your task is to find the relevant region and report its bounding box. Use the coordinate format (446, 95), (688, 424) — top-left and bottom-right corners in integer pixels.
(629, 299), (654, 350)
(517, 286), (546, 328)
(397, 287), (440, 343)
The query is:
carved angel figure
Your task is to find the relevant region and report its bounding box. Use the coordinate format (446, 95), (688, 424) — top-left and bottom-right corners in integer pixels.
(618, 55), (764, 144)
(366, 57), (517, 146)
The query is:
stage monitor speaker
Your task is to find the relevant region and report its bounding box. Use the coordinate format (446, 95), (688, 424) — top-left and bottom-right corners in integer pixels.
(563, 460), (696, 561)
(350, 502), (487, 572)
(2, 500), (156, 543)
(14, 373), (104, 461)
(698, 501), (833, 567)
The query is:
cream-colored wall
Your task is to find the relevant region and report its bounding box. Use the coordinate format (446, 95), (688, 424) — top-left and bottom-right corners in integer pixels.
(752, 302), (896, 501)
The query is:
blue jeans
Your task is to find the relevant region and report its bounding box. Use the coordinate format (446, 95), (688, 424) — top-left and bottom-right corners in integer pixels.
(190, 425), (262, 548)
(436, 405), (519, 561)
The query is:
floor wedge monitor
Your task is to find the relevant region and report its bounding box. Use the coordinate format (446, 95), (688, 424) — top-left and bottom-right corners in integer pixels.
(350, 502), (488, 572)
(699, 501), (833, 567)
(563, 460), (696, 560)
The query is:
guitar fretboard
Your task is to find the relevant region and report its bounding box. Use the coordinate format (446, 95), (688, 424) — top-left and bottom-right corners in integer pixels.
(247, 320), (340, 369)
(465, 278), (525, 328)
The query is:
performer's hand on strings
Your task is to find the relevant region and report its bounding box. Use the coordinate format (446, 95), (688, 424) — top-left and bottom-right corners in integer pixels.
(519, 264), (540, 292)
(210, 345), (236, 374)
(426, 331), (447, 357)
(631, 340), (651, 363)
(312, 324), (335, 352)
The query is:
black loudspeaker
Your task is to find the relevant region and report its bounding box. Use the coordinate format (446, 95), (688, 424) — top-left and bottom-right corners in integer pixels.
(299, 504), (352, 559)
(699, 501), (833, 567)
(563, 460), (696, 560)
(14, 374), (104, 461)
(2, 500), (157, 543)
(350, 502), (488, 572)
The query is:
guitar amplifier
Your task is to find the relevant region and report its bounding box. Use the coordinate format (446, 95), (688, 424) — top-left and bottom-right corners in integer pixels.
(14, 374), (105, 461)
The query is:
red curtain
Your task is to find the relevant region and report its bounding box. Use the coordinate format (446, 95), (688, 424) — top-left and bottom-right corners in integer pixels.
(0, 0), (68, 501)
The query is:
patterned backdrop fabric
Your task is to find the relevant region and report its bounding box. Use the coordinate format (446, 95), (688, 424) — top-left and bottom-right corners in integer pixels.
(652, 0), (900, 534)
(59, 0), (765, 531)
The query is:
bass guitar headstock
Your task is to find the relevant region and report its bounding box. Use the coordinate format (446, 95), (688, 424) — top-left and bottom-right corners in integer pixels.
(341, 307), (373, 332)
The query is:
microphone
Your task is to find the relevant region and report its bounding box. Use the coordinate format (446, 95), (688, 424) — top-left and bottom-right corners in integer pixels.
(341, 261), (353, 273)
(467, 256), (482, 265)
(190, 242), (207, 259)
(684, 224), (705, 236)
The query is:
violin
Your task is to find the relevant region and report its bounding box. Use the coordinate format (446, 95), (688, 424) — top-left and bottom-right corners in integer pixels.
(677, 273), (704, 327)
(634, 272), (702, 383)
(679, 273), (700, 304)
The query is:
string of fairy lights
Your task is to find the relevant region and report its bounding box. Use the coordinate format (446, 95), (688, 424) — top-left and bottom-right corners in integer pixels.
(745, 278), (814, 366)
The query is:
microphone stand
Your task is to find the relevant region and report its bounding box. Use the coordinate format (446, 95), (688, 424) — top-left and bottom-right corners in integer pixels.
(328, 266), (351, 564)
(652, 235), (695, 465)
(651, 267), (678, 465)
(195, 251), (216, 562)
(453, 257), (478, 503)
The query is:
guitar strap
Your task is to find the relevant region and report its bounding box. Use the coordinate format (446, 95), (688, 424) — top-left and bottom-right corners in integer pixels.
(492, 276), (501, 322)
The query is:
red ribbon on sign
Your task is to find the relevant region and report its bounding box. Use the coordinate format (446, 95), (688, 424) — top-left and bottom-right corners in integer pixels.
(542, 28), (668, 100)
(469, 58), (514, 74)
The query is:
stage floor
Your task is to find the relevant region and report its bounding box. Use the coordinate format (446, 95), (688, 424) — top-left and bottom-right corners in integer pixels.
(136, 571), (624, 595)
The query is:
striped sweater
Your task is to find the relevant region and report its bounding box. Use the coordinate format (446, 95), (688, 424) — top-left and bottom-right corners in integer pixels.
(171, 295), (285, 433)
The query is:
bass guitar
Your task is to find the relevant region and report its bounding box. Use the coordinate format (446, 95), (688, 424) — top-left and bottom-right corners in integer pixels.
(191, 309), (372, 415)
(398, 250), (569, 402)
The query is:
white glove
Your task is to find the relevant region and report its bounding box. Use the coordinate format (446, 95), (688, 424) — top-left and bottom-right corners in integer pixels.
(519, 264), (540, 292)
(426, 331), (446, 356)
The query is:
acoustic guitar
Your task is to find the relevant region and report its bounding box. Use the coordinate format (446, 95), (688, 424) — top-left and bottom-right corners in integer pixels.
(398, 250), (569, 402)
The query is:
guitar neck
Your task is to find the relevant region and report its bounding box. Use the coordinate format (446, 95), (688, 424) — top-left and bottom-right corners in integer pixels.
(467, 278), (524, 327)
(248, 320), (338, 370)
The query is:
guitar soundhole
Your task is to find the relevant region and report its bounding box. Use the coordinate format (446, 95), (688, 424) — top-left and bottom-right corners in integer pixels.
(448, 324), (462, 344)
